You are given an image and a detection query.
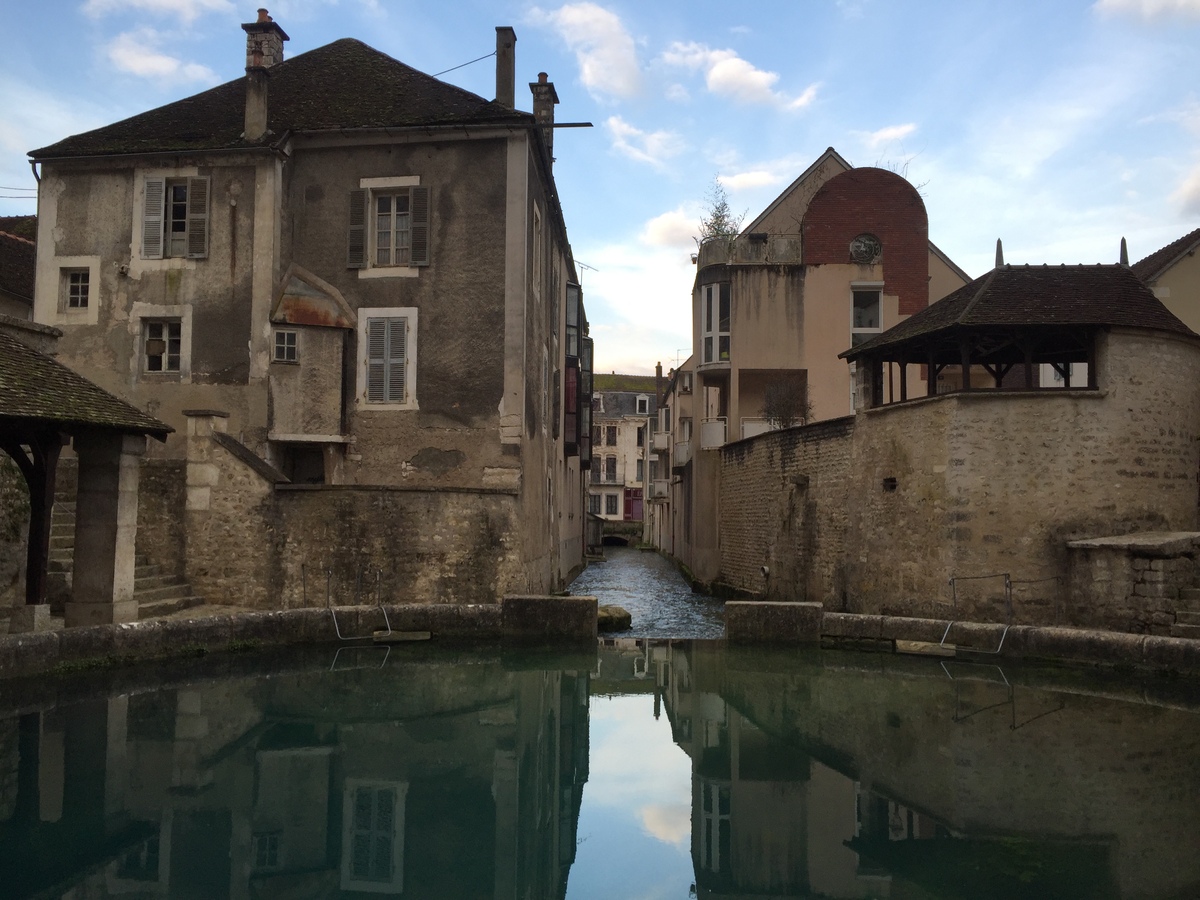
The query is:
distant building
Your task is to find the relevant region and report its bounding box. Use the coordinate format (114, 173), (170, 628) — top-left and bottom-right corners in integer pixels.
(0, 216), (36, 319)
(589, 373), (657, 538)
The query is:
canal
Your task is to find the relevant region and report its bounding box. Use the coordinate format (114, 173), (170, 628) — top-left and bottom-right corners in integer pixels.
(569, 546), (725, 638)
(2, 640), (1198, 898)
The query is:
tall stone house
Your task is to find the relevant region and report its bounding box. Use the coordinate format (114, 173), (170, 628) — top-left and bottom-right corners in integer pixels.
(26, 14), (594, 607)
(588, 374), (657, 536)
(651, 148), (970, 584)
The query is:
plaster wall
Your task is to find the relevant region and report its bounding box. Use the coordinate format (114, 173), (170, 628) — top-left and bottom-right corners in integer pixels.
(1149, 245), (1200, 333)
(267, 325), (344, 438)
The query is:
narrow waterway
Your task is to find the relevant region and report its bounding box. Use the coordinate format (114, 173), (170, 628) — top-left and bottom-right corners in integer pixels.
(569, 545), (725, 638)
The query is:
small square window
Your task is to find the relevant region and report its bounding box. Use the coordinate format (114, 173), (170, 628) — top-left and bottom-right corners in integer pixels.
(274, 330), (298, 363)
(143, 320), (181, 372)
(63, 270), (89, 309)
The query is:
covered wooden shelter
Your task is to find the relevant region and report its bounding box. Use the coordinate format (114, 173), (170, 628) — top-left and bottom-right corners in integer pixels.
(841, 264), (1195, 407)
(0, 321), (170, 630)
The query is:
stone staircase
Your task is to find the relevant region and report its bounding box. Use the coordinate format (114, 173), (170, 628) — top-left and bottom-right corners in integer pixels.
(1172, 579), (1200, 639)
(46, 493), (205, 620)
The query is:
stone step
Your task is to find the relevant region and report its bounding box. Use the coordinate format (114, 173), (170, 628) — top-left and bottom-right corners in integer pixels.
(138, 595), (205, 620)
(48, 551), (73, 565)
(1175, 610), (1200, 627)
(134, 573), (179, 591)
(135, 564), (164, 579)
(134, 582), (195, 604)
(49, 534), (75, 550)
(50, 522), (74, 536)
(1169, 623), (1200, 640)
(1180, 587), (1200, 603)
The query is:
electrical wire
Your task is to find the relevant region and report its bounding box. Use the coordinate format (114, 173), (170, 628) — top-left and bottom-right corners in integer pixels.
(433, 50), (495, 78)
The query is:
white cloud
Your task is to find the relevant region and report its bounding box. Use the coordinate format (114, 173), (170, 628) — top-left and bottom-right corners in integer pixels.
(861, 123), (918, 149)
(83, 0), (234, 23)
(719, 170), (783, 191)
(532, 3), (642, 99)
(640, 209), (696, 248)
(105, 29), (220, 83)
(665, 83), (690, 103)
(1094, 0), (1200, 18)
(1174, 164), (1200, 215)
(640, 803), (690, 846)
(660, 41), (817, 109)
(606, 116), (685, 168)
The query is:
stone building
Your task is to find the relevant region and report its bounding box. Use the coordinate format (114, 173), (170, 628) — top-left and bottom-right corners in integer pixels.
(26, 14), (594, 606)
(715, 263), (1200, 635)
(589, 373), (657, 538)
(653, 149), (969, 584)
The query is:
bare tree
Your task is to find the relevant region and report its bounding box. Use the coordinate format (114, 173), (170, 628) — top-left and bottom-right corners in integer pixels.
(695, 177), (745, 246)
(761, 374), (811, 429)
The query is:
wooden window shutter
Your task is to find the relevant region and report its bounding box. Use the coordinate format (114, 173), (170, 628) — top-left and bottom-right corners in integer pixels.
(347, 189), (368, 268)
(410, 186), (430, 266)
(366, 318), (386, 401)
(142, 176), (165, 259)
(387, 317), (407, 402)
(186, 176), (210, 259)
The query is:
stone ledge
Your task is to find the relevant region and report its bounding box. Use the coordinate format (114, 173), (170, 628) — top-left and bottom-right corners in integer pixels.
(727, 601), (822, 643)
(1067, 531), (1200, 556)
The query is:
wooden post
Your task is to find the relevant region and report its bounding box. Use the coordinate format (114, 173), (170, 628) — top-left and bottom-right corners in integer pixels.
(0, 430), (64, 606)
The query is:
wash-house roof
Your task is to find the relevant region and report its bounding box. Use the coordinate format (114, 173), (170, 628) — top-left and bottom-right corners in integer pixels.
(842, 264), (1196, 365)
(0, 329), (171, 438)
(30, 38), (532, 160)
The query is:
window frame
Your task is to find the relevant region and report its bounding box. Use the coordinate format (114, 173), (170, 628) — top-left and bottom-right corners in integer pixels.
(851, 282), (884, 347)
(142, 319), (183, 374)
(701, 282), (731, 365)
(141, 175), (209, 260)
(356, 307), (419, 411)
(605, 493), (619, 516)
(349, 177), (430, 278)
(341, 780), (407, 894)
(273, 329), (299, 364)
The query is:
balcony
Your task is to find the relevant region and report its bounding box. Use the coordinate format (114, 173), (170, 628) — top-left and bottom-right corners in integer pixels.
(700, 417), (727, 449)
(740, 418), (775, 440)
(695, 233), (803, 269)
(673, 438), (692, 469)
(652, 430), (671, 452)
(650, 479), (670, 499)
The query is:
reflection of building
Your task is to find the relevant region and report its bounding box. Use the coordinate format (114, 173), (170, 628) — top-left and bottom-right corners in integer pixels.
(0, 653), (589, 899)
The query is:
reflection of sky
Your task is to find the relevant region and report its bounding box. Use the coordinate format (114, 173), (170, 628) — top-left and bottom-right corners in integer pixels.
(566, 694), (695, 900)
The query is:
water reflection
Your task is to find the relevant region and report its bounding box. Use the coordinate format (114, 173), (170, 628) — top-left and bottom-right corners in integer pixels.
(1, 641), (1198, 899)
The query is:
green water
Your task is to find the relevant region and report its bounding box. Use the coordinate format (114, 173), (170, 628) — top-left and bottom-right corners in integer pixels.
(1, 640), (1198, 899)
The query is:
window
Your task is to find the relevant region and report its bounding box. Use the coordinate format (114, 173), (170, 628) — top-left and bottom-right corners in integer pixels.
(253, 832), (281, 870)
(636, 458), (644, 482)
(143, 320), (181, 372)
(649, 458), (658, 481)
(357, 308), (418, 409)
(142, 176), (209, 259)
(588, 493), (601, 514)
(680, 372), (693, 394)
(852, 287), (882, 346)
(605, 456), (617, 482)
(348, 179), (430, 273)
(606, 425), (617, 446)
(273, 330), (298, 363)
(591, 424), (601, 446)
(341, 781), (407, 893)
(702, 282), (731, 364)
(605, 493), (619, 516)
(636, 395), (648, 415)
(636, 426), (645, 448)
(62, 270), (89, 309)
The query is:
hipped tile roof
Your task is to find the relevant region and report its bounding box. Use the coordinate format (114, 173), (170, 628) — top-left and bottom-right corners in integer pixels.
(31, 39), (532, 160)
(843, 264), (1196, 359)
(0, 331), (171, 437)
(1131, 227), (1200, 283)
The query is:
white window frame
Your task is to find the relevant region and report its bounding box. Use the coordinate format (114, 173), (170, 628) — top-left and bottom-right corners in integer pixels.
(636, 395), (649, 415)
(356, 307), (418, 411)
(130, 303), (192, 381)
(341, 780), (407, 894)
(851, 282), (884, 347)
(273, 329), (299, 363)
(43, 257), (100, 325)
(142, 319), (182, 374)
(353, 176), (427, 279)
(701, 282), (731, 365)
(139, 173), (210, 260)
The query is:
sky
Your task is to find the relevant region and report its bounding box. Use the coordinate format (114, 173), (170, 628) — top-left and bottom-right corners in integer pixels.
(2, 0), (1199, 375)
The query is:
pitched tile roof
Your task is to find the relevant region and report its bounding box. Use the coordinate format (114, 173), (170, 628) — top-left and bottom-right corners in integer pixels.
(0, 216), (36, 241)
(31, 39), (532, 159)
(1131, 227), (1200, 283)
(0, 330), (171, 437)
(843, 264), (1196, 359)
(0, 231), (35, 302)
(593, 373), (659, 393)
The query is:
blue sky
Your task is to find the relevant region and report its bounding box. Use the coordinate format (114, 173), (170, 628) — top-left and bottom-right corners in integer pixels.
(2, 0), (1198, 374)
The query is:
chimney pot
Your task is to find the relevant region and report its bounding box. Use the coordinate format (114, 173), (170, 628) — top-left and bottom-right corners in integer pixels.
(257, 7), (269, 22)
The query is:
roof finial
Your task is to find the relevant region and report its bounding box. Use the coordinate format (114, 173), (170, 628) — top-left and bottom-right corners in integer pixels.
(1120, 236), (1129, 267)
(995, 238), (1004, 268)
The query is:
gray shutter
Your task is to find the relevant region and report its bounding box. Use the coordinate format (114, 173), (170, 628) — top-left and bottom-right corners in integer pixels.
(366, 319), (386, 401)
(410, 186), (430, 266)
(142, 176), (165, 259)
(387, 317), (407, 402)
(186, 176), (210, 259)
(347, 189), (368, 269)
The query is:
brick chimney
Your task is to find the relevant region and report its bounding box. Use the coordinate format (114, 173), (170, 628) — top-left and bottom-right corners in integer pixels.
(495, 26), (516, 108)
(529, 72), (559, 161)
(241, 9), (289, 141)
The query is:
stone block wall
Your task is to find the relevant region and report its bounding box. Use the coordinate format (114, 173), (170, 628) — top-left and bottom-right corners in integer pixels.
(718, 417), (854, 603)
(0, 457), (28, 612)
(135, 459), (187, 575)
(1067, 535), (1199, 634)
